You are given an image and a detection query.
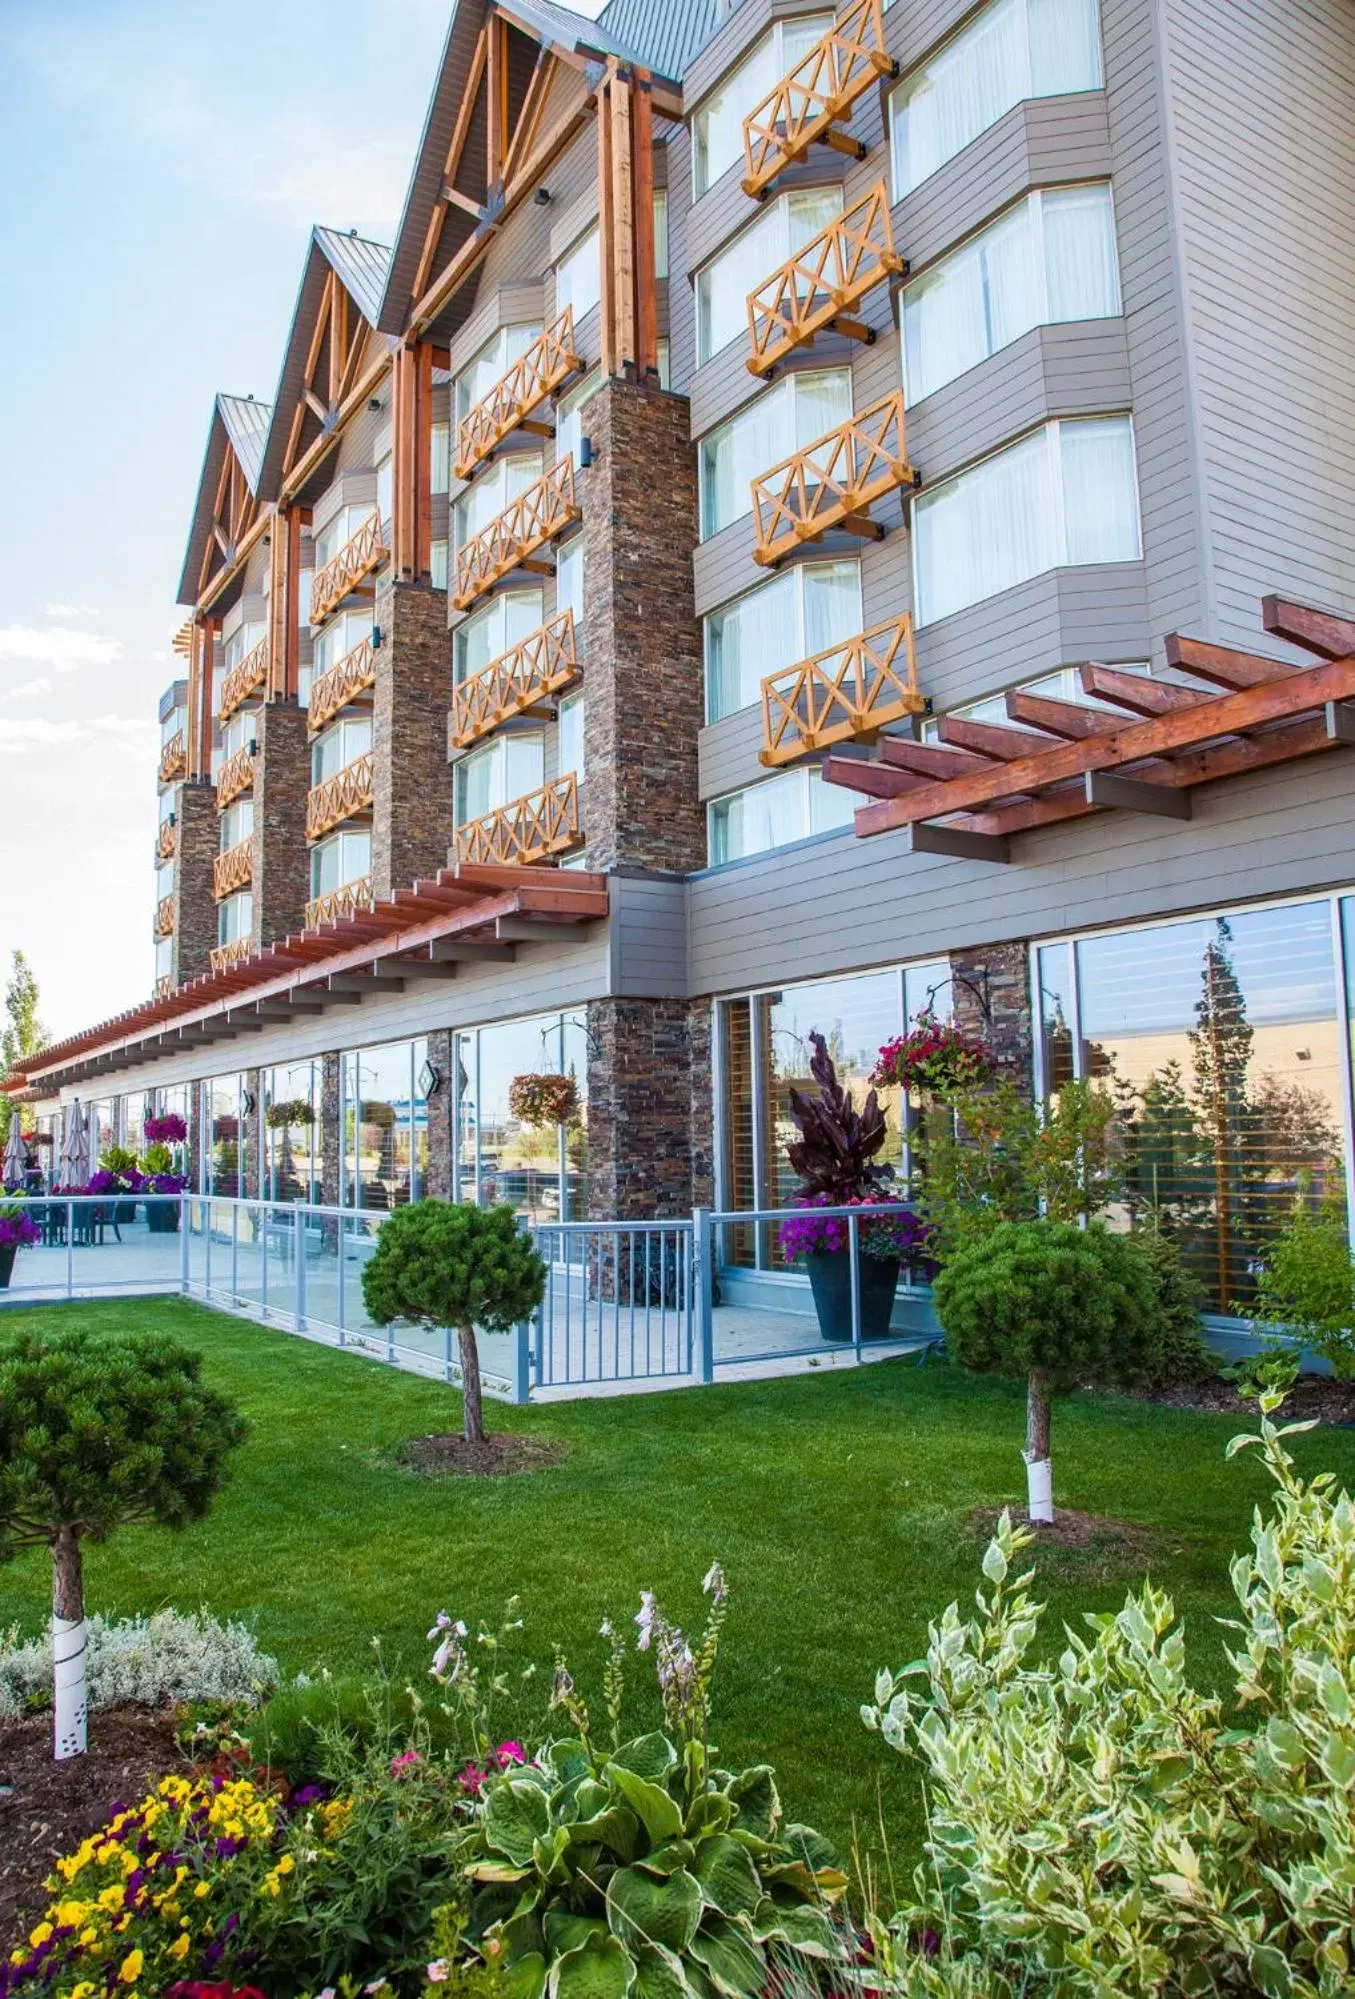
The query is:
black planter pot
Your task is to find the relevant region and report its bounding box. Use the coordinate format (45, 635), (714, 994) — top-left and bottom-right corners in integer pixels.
(805, 1249), (901, 1343)
(145, 1202), (180, 1234)
(0, 1244), (15, 1288)
(115, 1200), (137, 1224)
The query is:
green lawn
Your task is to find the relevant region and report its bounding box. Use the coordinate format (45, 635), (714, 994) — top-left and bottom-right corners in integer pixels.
(2, 1298), (1348, 1862)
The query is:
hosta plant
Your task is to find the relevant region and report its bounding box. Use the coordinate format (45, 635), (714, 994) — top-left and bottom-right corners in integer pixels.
(863, 1395), (1355, 1999)
(450, 1569), (847, 1999)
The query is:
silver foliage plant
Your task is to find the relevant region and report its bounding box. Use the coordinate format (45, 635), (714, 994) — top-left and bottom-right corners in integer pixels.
(862, 1393), (1355, 1999)
(0, 1607), (279, 1719)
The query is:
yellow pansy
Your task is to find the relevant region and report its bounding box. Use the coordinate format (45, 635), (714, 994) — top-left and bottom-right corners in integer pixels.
(167, 1933), (190, 1962)
(194, 1882), (211, 1900)
(55, 1901), (88, 1929)
(29, 1924), (53, 1948)
(100, 1886), (125, 1914)
(119, 1947), (143, 1983)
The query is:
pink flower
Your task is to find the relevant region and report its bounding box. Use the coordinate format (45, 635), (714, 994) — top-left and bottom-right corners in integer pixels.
(495, 1741), (526, 1766)
(427, 1962), (449, 1985)
(390, 1750), (422, 1780)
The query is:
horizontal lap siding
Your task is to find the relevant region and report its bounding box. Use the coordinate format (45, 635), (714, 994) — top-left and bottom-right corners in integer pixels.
(1161, 0), (1355, 651)
(914, 561), (1149, 711)
(907, 320), (1133, 480)
(610, 875), (690, 996)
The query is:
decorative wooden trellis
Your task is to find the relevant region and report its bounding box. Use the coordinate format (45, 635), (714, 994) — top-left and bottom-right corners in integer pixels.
(452, 458), (580, 611)
(454, 310), (584, 480)
(308, 637), (377, 735)
(452, 773), (582, 866)
(740, 0), (896, 200)
(219, 636), (271, 723)
(747, 184), (904, 377)
(310, 509), (387, 626)
(449, 611), (580, 750)
(212, 839), (255, 902)
(306, 751), (376, 840)
(751, 390), (918, 565)
(215, 745), (255, 811)
(760, 613), (922, 766)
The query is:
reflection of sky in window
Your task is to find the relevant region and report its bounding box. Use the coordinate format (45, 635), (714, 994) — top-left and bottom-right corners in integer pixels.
(1077, 904), (1336, 1037)
(766, 971), (901, 1078)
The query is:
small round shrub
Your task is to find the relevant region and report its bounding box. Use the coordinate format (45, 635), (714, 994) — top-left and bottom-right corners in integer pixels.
(1132, 1220), (1215, 1386)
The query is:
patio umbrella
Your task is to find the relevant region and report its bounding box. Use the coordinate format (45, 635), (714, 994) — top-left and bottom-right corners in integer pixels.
(60, 1100), (92, 1187)
(2, 1116), (27, 1189)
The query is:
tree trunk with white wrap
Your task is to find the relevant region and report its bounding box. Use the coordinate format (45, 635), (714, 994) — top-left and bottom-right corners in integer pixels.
(1023, 1368), (1054, 1524)
(51, 1526), (87, 1759)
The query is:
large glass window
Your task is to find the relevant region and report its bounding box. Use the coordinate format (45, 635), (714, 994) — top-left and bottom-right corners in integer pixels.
(202, 1074), (246, 1199)
(705, 560), (861, 720)
(454, 450), (543, 552)
(222, 621), (265, 672)
(557, 370), (601, 469)
(312, 608), (372, 676)
(342, 1039), (429, 1211)
(311, 714), (372, 787)
(219, 799), (254, 851)
(903, 184), (1121, 404)
(217, 892), (253, 947)
(557, 537), (585, 634)
(310, 826), (372, 898)
(693, 15), (832, 196)
(923, 660), (1154, 738)
(454, 589), (545, 684)
(555, 227), (601, 325)
(696, 188), (843, 364)
(913, 416), (1141, 626)
(456, 732), (545, 827)
(890, 0), (1104, 200)
(160, 702), (187, 748)
(454, 324), (541, 429)
(699, 369), (852, 538)
(219, 708), (256, 764)
(154, 935), (174, 981)
(263, 1060), (323, 1204)
(431, 422), (451, 493)
(708, 765), (867, 866)
(558, 692), (586, 778)
(1039, 899), (1351, 1313)
(653, 189), (669, 279)
(312, 502), (372, 575)
(453, 1012), (589, 1222)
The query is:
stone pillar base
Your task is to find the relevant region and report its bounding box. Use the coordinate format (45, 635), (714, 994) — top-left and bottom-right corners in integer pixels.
(584, 998), (713, 1222)
(950, 939), (1034, 1092)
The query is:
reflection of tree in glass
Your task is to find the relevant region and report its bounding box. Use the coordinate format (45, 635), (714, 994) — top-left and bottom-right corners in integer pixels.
(1112, 1060), (1210, 1239)
(1188, 920), (1254, 1305)
(1252, 1074), (1340, 1190)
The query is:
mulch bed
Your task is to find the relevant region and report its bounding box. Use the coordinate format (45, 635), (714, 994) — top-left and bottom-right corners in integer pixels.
(972, 1505), (1163, 1581)
(0, 1706), (184, 1948)
(1136, 1375), (1355, 1425)
(397, 1431), (567, 1477)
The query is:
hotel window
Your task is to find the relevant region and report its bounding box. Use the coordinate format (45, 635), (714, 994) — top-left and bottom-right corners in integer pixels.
(221, 620), (264, 671)
(219, 707), (255, 764)
(263, 1060), (323, 1204)
(312, 503), (372, 575)
(454, 589), (545, 684)
(705, 560), (861, 720)
(310, 825), (372, 898)
(455, 731), (545, 827)
(312, 608), (371, 675)
(708, 764), (866, 866)
(154, 935), (174, 981)
(310, 713), (372, 786)
(693, 15), (833, 196)
(217, 892), (253, 946)
(557, 369), (601, 468)
(453, 1013), (590, 1220)
(454, 324), (541, 429)
(913, 416), (1141, 627)
(699, 369), (851, 538)
(558, 691), (586, 778)
(924, 661), (1152, 738)
(557, 537), (585, 634)
(454, 450), (543, 551)
(158, 785), (176, 828)
(160, 703), (187, 748)
(890, 0), (1104, 199)
(341, 1037), (430, 1211)
(430, 539), (449, 590)
(203, 1073), (247, 1199)
(657, 339), (671, 391)
(155, 857), (174, 905)
(697, 187), (843, 364)
(653, 189), (670, 279)
(555, 226), (601, 325)
(431, 422), (451, 493)
(902, 184), (1121, 404)
(219, 799), (254, 850)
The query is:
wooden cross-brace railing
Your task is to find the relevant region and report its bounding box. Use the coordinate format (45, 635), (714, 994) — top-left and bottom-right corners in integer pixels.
(452, 458), (580, 611)
(154, 895), (175, 940)
(452, 772), (582, 866)
(752, 390), (919, 565)
(450, 611), (580, 750)
(212, 838), (254, 901)
(310, 509), (386, 626)
(157, 731), (187, 787)
(153, 974), (174, 1001)
(748, 184), (903, 377)
(454, 311), (583, 481)
(306, 751), (376, 840)
(215, 745), (255, 811)
(308, 636), (377, 735)
(741, 0), (897, 201)
(760, 613), (922, 766)
(210, 937), (253, 975)
(155, 819), (177, 862)
(305, 875), (375, 931)
(219, 636), (270, 722)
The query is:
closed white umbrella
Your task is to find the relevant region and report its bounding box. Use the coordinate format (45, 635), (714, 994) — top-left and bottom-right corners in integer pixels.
(3, 1116), (27, 1188)
(60, 1100), (91, 1187)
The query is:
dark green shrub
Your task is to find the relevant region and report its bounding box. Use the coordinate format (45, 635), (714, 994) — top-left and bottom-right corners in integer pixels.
(1250, 1193), (1355, 1378)
(1132, 1218), (1215, 1386)
(933, 1221), (1162, 1520)
(362, 1201), (546, 1444)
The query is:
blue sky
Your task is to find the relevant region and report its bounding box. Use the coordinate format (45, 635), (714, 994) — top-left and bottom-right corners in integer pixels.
(0, 0), (455, 1039)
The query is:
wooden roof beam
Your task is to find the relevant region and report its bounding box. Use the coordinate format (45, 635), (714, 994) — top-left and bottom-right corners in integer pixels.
(1263, 596), (1355, 660)
(1161, 635), (1292, 690)
(1079, 664), (1210, 715)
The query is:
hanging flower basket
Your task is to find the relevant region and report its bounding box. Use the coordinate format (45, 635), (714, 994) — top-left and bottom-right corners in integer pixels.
(508, 1072), (580, 1129)
(871, 1012), (996, 1098)
(265, 1098), (315, 1129)
(144, 1113), (188, 1144)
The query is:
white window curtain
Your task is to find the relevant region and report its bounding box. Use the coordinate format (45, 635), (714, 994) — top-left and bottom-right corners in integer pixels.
(903, 184), (1120, 404)
(455, 325), (540, 427)
(693, 16), (831, 196)
(891, 0), (1102, 199)
(454, 589), (544, 684)
(913, 417), (1140, 625)
(555, 229), (601, 324)
(709, 764), (866, 864)
(697, 187), (843, 364)
(457, 734), (545, 825)
(454, 452), (542, 551)
(699, 370), (851, 538)
(558, 693), (586, 778)
(705, 559), (861, 719)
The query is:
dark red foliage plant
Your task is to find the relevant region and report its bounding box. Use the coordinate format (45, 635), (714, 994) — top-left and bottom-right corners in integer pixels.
(785, 1032), (893, 1205)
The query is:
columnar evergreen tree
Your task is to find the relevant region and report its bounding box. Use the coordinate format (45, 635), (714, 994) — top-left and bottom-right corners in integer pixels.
(0, 1329), (246, 1758)
(0, 950), (49, 1145)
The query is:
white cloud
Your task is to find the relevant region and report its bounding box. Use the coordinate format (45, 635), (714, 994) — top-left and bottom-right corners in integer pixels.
(0, 715), (150, 755)
(0, 625), (124, 673)
(41, 602), (100, 618)
(9, 678), (53, 699)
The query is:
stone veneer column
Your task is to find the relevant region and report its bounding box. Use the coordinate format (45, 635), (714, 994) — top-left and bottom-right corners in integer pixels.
(579, 382), (704, 874)
(242, 1069), (263, 1200)
(950, 939), (1034, 1092)
(585, 999), (714, 1222)
(371, 580), (452, 897)
(423, 1029), (455, 1200)
(251, 699), (311, 950)
(172, 781), (218, 986)
(321, 1053), (342, 1209)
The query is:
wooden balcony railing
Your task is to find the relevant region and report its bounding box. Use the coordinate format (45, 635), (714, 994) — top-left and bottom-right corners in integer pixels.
(455, 311), (583, 481)
(309, 636), (377, 735)
(215, 744), (256, 810)
(154, 894), (175, 939)
(306, 750), (376, 840)
(747, 184), (903, 377)
(752, 390), (918, 566)
(212, 837), (254, 901)
(153, 973), (174, 1001)
(219, 635), (270, 722)
(759, 613), (922, 767)
(305, 875), (376, 931)
(452, 458), (580, 612)
(156, 818), (177, 862)
(210, 937), (253, 974)
(452, 772), (582, 866)
(449, 611), (580, 751)
(741, 0), (896, 200)
(310, 508), (386, 626)
(158, 730), (187, 786)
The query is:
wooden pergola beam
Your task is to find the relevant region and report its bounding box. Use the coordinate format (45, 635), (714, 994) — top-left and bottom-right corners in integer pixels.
(1264, 595), (1355, 659)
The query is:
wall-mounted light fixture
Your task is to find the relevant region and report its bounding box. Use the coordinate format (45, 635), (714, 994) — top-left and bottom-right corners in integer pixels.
(418, 1057), (442, 1097)
(579, 437), (595, 469)
(534, 186), (552, 206)
(371, 624), (383, 649)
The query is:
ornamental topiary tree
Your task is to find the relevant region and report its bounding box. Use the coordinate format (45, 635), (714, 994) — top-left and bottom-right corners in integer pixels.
(0, 1329), (247, 1760)
(361, 1200), (546, 1446)
(933, 1221), (1163, 1522)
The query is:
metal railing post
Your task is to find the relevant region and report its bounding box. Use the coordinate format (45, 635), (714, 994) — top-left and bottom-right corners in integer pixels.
(230, 1198), (239, 1301)
(849, 1208), (863, 1363)
(512, 1317), (532, 1404)
(65, 1200), (74, 1300)
(693, 1207), (714, 1383)
(204, 1197), (212, 1296)
(179, 1196), (190, 1293)
(337, 1214), (347, 1346)
(260, 1203), (269, 1318)
(294, 1200), (307, 1329)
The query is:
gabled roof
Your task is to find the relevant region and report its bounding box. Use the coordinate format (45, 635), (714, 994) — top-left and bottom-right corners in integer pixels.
(176, 393), (272, 607)
(256, 226), (393, 503)
(595, 0), (719, 85)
